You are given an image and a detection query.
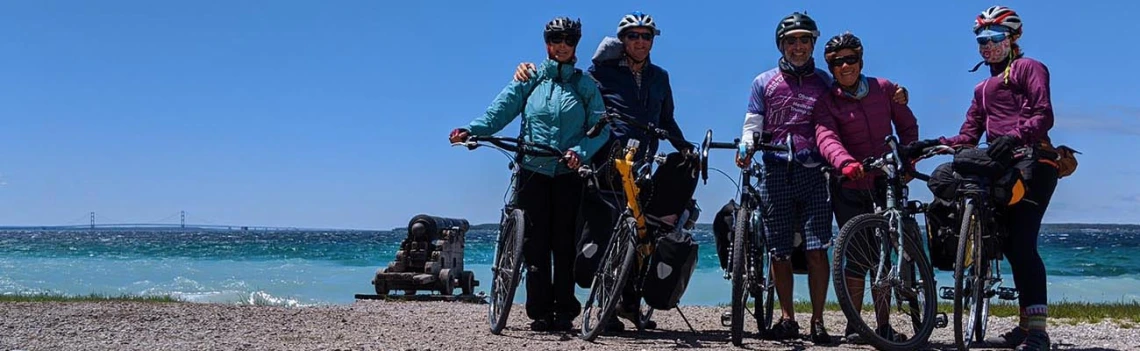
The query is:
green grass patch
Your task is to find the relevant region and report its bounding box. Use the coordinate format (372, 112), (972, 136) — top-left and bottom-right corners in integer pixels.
(0, 292), (180, 303)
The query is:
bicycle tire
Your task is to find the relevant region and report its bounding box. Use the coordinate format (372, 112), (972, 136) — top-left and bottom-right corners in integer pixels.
(973, 258), (992, 343)
(954, 201), (981, 350)
(753, 210), (775, 335)
(730, 205), (749, 346)
(488, 209), (525, 335)
(580, 216), (637, 341)
(760, 268), (774, 335)
(832, 213), (937, 351)
(903, 218), (933, 340)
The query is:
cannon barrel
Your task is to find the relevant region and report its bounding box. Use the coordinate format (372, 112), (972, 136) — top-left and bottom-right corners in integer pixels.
(407, 214), (469, 241)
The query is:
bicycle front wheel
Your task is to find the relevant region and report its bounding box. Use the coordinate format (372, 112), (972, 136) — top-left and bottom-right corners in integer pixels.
(832, 213), (937, 351)
(488, 208), (525, 335)
(954, 201), (982, 350)
(730, 205), (749, 346)
(580, 216), (637, 341)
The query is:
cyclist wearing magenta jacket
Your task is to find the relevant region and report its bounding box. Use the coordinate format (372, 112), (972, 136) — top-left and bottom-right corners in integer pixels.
(910, 6), (1058, 351)
(813, 32), (917, 344)
(814, 32), (919, 213)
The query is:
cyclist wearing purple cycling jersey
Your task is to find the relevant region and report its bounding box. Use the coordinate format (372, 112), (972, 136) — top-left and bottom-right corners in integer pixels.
(735, 11), (912, 345)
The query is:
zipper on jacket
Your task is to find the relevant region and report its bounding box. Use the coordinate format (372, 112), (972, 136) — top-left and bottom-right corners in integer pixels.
(857, 102), (876, 149)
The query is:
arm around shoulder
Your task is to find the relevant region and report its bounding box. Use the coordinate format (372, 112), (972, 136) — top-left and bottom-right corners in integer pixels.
(881, 78), (919, 145)
(570, 77), (609, 161)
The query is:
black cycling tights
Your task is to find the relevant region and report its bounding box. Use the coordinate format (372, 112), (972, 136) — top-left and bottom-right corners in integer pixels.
(1000, 159), (1059, 309)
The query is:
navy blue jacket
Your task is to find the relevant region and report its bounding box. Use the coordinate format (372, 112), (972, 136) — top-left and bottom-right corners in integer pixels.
(587, 37), (690, 162)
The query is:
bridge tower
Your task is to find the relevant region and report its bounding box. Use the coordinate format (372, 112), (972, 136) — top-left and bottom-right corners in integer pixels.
(90, 212), (95, 229)
(181, 211), (185, 228)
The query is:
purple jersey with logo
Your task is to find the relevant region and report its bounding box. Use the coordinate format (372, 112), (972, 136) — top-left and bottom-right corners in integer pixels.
(742, 67), (832, 165)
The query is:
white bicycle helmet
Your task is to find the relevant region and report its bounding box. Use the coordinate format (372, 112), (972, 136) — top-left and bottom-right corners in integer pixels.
(616, 11), (660, 36)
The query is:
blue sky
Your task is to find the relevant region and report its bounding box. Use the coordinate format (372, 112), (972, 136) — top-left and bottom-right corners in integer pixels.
(1, 1), (1137, 229)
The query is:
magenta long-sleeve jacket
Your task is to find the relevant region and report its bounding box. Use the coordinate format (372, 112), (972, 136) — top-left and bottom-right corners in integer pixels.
(815, 77), (919, 190)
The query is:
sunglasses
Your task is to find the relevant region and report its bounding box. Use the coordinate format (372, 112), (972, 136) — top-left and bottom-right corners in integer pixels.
(546, 34), (580, 46)
(828, 55), (860, 67)
(976, 32), (1008, 45)
(623, 32), (654, 41)
(781, 35), (813, 46)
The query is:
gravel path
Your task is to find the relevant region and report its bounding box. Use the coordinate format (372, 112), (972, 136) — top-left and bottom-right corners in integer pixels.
(0, 300), (1134, 350)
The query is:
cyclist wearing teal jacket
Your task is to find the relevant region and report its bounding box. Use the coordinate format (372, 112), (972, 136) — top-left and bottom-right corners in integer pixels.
(449, 17), (609, 332)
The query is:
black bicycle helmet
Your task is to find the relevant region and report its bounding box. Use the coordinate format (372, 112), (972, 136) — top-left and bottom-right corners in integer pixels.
(774, 12), (819, 49)
(545, 17), (582, 38)
(825, 32), (863, 56)
(824, 32), (864, 63)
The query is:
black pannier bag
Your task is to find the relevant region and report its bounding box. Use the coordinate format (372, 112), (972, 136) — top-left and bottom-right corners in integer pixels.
(641, 226), (699, 310)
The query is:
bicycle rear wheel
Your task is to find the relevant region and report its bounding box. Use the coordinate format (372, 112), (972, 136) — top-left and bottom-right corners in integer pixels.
(973, 258), (993, 343)
(488, 209), (525, 335)
(954, 201), (982, 350)
(580, 216), (637, 341)
(832, 213), (937, 351)
(752, 210), (775, 336)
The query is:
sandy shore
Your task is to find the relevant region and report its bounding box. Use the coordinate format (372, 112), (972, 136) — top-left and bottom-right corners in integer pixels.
(1, 300), (1134, 350)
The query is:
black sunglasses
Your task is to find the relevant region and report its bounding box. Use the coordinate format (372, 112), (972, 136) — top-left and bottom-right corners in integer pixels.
(623, 32), (654, 41)
(546, 34), (580, 46)
(781, 35), (813, 46)
(828, 55), (860, 67)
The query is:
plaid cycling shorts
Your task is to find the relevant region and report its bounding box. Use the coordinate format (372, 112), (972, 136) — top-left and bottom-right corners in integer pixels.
(757, 161), (833, 259)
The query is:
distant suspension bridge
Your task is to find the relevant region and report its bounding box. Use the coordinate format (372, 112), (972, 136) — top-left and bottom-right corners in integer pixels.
(0, 211), (329, 231)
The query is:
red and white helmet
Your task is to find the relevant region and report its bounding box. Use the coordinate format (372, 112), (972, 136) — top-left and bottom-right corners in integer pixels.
(974, 6), (1022, 35)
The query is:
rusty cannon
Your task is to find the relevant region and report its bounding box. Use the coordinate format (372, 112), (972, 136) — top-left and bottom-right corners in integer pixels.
(369, 214), (479, 298)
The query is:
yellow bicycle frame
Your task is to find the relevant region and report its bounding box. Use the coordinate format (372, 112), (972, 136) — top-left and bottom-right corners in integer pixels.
(612, 140), (654, 263)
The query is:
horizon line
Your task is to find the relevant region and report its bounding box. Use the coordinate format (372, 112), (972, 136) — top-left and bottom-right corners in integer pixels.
(3, 221), (1138, 232)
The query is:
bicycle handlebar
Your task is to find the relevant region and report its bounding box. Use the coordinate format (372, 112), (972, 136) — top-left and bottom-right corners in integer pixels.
(586, 110), (694, 149)
(835, 136), (953, 183)
(699, 129), (795, 184)
(707, 141), (737, 150)
(459, 135), (565, 158)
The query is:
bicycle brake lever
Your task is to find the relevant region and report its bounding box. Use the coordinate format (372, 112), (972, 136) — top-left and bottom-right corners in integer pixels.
(450, 141), (479, 150)
(578, 165), (594, 178)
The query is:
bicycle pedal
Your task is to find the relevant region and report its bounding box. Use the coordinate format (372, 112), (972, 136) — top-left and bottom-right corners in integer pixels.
(935, 312), (948, 329)
(720, 311), (732, 327)
(939, 286), (955, 300)
(997, 287), (1019, 300)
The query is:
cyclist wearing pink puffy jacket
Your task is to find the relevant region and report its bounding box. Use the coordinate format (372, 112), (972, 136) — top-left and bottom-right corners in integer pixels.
(811, 31), (918, 345)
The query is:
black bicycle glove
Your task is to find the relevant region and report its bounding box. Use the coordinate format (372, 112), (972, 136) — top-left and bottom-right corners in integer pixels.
(901, 139), (942, 160)
(987, 135), (1018, 165)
